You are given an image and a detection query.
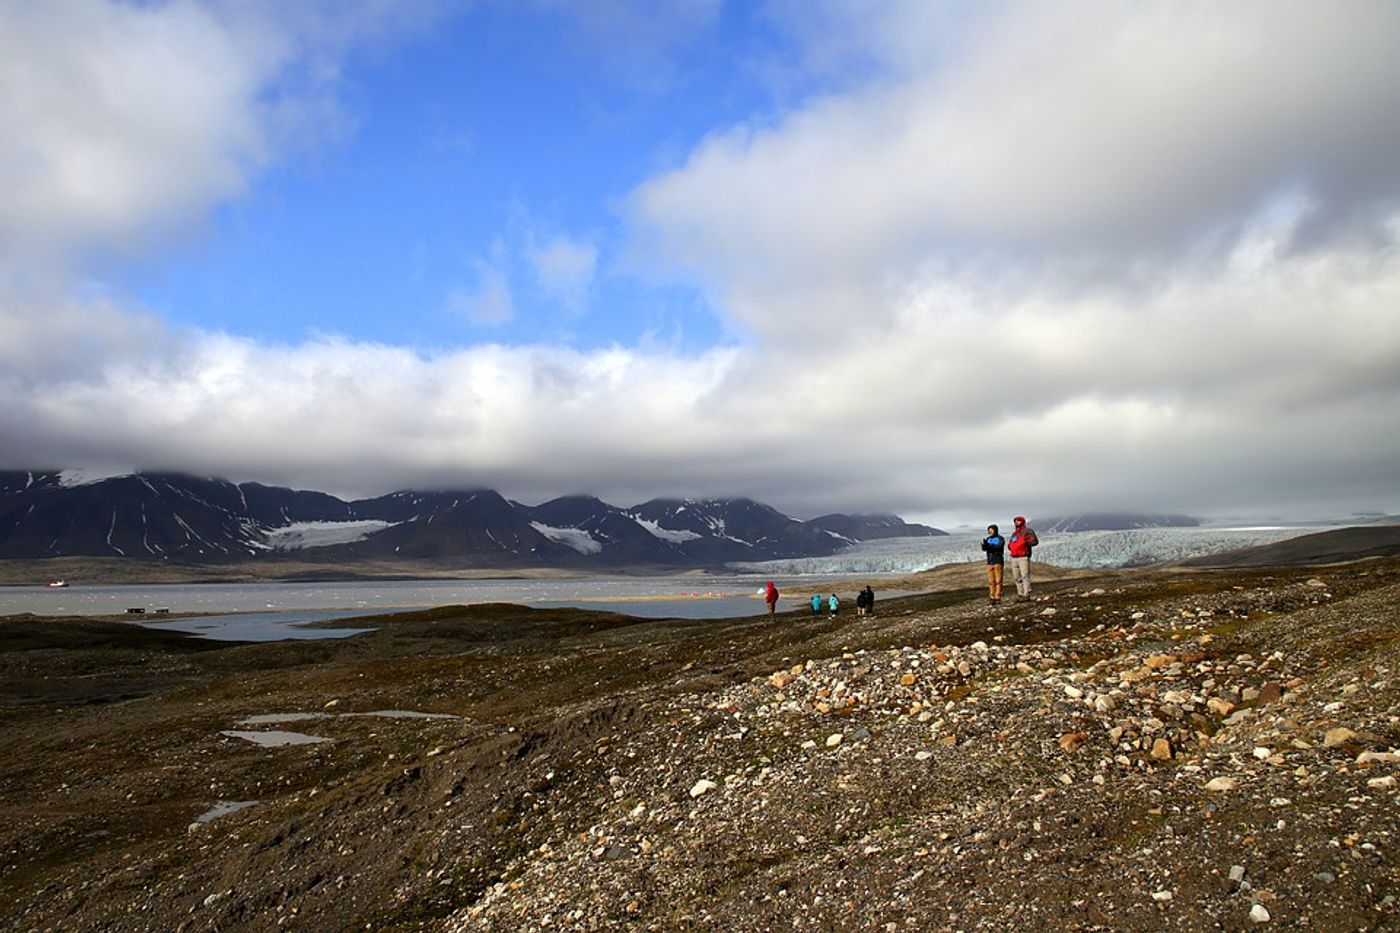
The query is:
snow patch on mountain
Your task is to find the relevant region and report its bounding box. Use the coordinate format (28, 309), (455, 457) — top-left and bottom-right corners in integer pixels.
(631, 517), (701, 543)
(58, 468), (130, 487)
(530, 522), (604, 555)
(265, 520), (397, 551)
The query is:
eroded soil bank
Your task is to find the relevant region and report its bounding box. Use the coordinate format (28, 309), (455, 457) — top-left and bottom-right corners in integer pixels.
(2, 561), (1397, 931)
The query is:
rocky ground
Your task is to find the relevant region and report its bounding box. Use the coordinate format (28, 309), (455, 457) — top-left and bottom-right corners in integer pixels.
(1, 559), (1397, 931)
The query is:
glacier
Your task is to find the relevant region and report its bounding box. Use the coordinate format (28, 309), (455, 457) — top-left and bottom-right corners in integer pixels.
(731, 526), (1333, 575)
(529, 521), (604, 555)
(631, 516), (702, 543)
(264, 520), (397, 551)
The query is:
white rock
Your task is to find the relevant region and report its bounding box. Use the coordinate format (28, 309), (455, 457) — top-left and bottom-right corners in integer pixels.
(689, 779), (718, 798)
(1250, 903), (1272, 923)
(1151, 890), (1173, 902)
(1367, 775), (1396, 789)
(915, 751), (933, 761)
(1205, 776), (1238, 792)
(1064, 685), (1084, 700)
(1228, 865), (1246, 883)
(1252, 747), (1272, 760)
(826, 733), (844, 747)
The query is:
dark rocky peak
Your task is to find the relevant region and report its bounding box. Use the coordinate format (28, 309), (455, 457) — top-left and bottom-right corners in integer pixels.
(238, 482), (353, 526)
(0, 471), (63, 497)
(527, 495), (615, 528)
(807, 513), (946, 540)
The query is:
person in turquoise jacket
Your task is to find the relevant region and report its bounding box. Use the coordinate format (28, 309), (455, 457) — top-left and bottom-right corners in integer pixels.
(810, 594), (822, 617)
(828, 593), (840, 617)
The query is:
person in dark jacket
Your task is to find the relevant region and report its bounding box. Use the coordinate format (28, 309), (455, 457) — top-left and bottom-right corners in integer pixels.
(1007, 516), (1039, 601)
(855, 587), (868, 617)
(862, 585), (875, 617)
(981, 524), (1005, 605)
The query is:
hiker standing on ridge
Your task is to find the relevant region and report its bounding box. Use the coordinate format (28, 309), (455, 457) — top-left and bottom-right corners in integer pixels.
(1008, 516), (1039, 601)
(855, 587), (869, 617)
(863, 585), (876, 617)
(981, 524), (1005, 605)
(765, 581), (780, 615)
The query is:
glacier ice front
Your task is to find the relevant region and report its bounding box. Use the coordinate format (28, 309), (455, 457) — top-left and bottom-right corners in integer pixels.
(732, 526), (1326, 575)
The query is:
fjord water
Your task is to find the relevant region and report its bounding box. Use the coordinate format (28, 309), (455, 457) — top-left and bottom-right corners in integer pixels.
(0, 526), (1325, 640)
(0, 575), (859, 639)
(3, 575), (807, 616)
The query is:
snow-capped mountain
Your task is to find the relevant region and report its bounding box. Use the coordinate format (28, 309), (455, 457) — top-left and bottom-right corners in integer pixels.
(0, 472), (272, 559)
(806, 513), (947, 541)
(0, 471), (944, 567)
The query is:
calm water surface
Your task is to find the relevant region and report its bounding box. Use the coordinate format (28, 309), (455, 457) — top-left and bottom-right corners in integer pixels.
(1, 576), (900, 640)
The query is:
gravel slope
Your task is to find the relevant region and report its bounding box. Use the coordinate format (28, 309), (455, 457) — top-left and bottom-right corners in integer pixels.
(2, 561), (1397, 931)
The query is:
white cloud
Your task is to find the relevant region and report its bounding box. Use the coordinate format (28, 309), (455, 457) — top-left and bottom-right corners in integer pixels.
(1, 0), (1397, 523)
(529, 235), (598, 313)
(448, 266), (516, 326)
(0, 0), (270, 271)
(0, 0), (443, 278)
(631, 0), (1400, 336)
(2, 211), (1397, 519)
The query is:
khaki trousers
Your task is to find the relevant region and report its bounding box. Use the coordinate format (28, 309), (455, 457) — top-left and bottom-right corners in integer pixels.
(1011, 557), (1032, 596)
(986, 563), (1003, 600)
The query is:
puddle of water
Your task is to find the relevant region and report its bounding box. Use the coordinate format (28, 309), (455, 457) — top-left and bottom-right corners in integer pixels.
(345, 710), (459, 720)
(236, 712), (331, 726)
(220, 729), (330, 747)
(196, 800), (258, 823)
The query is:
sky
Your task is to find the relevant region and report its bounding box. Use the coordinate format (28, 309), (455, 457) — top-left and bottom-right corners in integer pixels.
(1, 0), (1398, 526)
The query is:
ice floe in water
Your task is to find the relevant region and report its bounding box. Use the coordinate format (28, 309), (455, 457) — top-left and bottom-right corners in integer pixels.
(220, 729), (330, 747)
(196, 800), (257, 823)
(235, 712), (331, 726)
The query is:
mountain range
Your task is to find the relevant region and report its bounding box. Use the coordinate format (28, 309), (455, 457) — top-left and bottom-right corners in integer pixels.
(0, 471), (944, 568)
(1032, 512), (1202, 533)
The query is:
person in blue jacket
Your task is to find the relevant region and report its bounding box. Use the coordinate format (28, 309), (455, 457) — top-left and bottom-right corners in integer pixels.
(981, 524), (1005, 605)
(810, 594), (822, 617)
(828, 593), (840, 617)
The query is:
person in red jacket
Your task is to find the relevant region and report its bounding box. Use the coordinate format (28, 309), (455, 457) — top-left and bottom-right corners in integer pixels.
(1007, 516), (1039, 601)
(765, 581), (779, 615)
